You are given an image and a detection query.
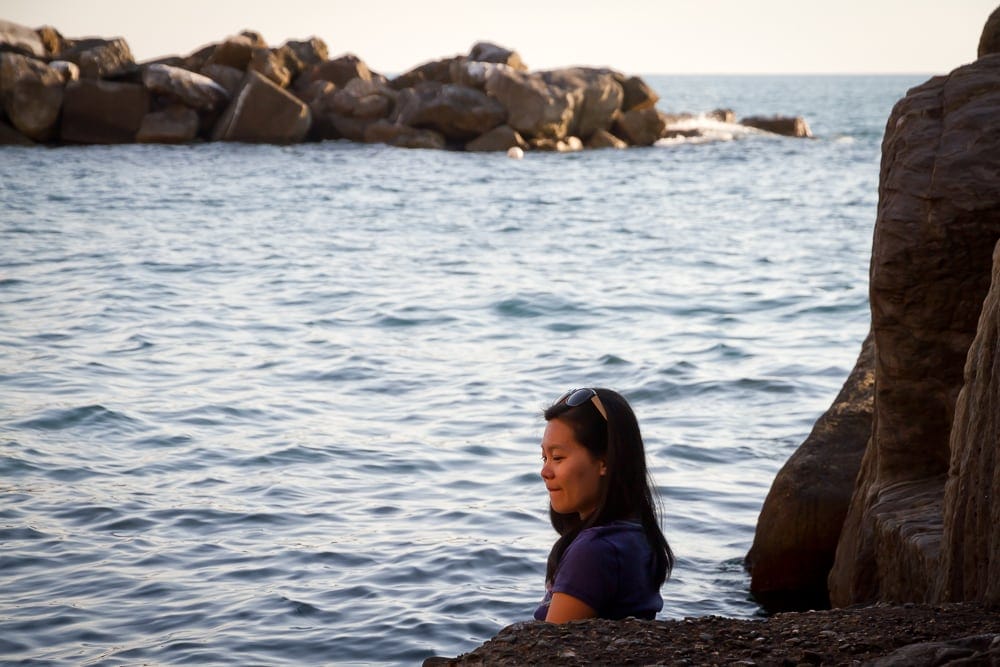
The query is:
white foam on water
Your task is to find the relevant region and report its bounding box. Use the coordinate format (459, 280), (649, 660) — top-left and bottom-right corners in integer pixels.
(656, 114), (767, 146)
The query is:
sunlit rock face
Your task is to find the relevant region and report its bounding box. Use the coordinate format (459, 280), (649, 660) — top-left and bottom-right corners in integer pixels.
(828, 48), (1000, 607)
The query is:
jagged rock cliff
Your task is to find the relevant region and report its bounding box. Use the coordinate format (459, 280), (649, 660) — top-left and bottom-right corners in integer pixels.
(749, 7), (1000, 612)
(827, 48), (1000, 606)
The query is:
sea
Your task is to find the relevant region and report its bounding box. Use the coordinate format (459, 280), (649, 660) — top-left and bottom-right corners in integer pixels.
(0, 73), (928, 665)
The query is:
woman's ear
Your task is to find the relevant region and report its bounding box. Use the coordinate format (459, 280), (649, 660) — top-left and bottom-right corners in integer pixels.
(599, 459), (607, 476)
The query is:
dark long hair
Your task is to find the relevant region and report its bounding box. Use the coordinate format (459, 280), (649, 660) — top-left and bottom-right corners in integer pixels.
(543, 387), (674, 586)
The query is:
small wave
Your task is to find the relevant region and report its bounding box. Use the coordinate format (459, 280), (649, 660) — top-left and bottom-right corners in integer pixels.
(0, 526), (48, 541)
(0, 454), (42, 477)
(13, 404), (143, 432)
(374, 312), (457, 328)
(99, 516), (157, 532)
(235, 444), (331, 467)
(280, 595), (322, 616)
(493, 294), (584, 319)
(110, 334), (154, 354)
(598, 353), (630, 366)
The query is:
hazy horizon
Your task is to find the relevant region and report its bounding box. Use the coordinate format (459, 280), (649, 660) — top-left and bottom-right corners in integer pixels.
(3, 1), (997, 76)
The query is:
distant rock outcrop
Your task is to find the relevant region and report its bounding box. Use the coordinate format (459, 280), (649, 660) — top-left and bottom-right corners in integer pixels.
(741, 115), (812, 138)
(0, 22), (812, 150)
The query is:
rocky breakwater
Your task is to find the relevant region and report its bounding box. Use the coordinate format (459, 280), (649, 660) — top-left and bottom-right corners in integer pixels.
(0, 19), (811, 150)
(748, 4), (1000, 614)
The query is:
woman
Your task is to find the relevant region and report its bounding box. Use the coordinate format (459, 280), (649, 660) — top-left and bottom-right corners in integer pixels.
(534, 387), (673, 623)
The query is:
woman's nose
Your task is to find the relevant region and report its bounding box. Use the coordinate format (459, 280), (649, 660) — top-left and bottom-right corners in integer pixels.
(540, 462), (553, 479)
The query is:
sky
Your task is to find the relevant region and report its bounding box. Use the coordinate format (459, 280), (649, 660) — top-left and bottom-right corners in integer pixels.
(3, 0), (997, 75)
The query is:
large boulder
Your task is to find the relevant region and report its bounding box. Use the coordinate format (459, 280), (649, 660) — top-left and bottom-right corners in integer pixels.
(308, 77), (396, 141)
(0, 19), (46, 58)
(328, 77), (396, 119)
(0, 53), (65, 141)
(299, 54), (372, 89)
(363, 119), (446, 149)
(142, 63), (229, 111)
(389, 56), (461, 90)
(828, 53), (1000, 606)
(60, 78), (149, 143)
(200, 63), (244, 98)
(136, 105), (199, 143)
(60, 37), (135, 79)
(249, 47), (291, 88)
(395, 81), (506, 141)
(48, 60), (80, 83)
(541, 68), (624, 139)
(205, 33), (265, 70)
(212, 70), (310, 143)
(612, 107), (666, 146)
(618, 74), (659, 112)
(468, 41), (526, 71)
(586, 128), (627, 149)
(741, 115), (813, 138)
(180, 43), (217, 73)
(282, 37), (328, 72)
(484, 66), (574, 139)
(936, 239), (1000, 605)
(36, 26), (66, 58)
(465, 124), (527, 152)
(746, 331), (874, 612)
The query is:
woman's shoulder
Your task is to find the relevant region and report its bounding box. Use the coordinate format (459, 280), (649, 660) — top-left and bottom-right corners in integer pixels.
(571, 520), (644, 550)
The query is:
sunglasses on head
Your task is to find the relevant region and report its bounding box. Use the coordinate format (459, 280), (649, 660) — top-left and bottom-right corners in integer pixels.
(557, 387), (608, 421)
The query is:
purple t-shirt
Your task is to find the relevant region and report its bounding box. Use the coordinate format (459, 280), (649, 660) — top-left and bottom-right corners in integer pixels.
(533, 520), (663, 621)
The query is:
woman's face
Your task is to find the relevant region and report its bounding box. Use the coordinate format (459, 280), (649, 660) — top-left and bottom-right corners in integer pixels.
(540, 418), (606, 518)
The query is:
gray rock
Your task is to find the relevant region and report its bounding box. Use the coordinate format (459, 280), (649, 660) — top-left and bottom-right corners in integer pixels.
(0, 19), (46, 57)
(212, 70), (310, 143)
(0, 53), (65, 141)
(136, 105), (199, 143)
(465, 124), (527, 152)
(143, 63), (229, 111)
(395, 81), (506, 140)
(484, 66), (573, 139)
(60, 78), (149, 143)
(60, 37), (135, 79)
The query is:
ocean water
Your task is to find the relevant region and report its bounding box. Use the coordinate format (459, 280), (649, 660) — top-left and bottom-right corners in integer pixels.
(0, 74), (926, 665)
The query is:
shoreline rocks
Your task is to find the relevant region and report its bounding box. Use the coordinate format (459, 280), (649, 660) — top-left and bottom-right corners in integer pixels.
(0, 21), (812, 150)
(748, 2), (1000, 620)
(428, 602), (1000, 665)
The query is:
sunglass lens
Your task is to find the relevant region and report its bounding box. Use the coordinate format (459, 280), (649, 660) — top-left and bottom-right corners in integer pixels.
(564, 388), (595, 407)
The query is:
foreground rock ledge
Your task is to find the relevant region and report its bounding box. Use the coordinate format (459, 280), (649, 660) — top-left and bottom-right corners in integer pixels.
(428, 602), (999, 665)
